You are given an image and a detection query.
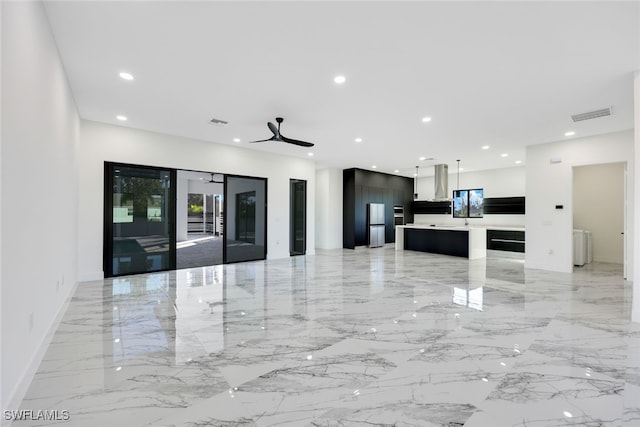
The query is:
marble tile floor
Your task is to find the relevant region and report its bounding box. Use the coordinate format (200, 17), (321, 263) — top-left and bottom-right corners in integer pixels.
(11, 248), (640, 426)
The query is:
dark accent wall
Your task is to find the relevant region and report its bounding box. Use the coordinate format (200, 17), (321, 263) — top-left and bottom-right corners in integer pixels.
(343, 168), (414, 249)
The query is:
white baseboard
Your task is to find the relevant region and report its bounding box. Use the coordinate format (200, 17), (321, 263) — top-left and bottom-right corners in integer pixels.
(78, 271), (104, 282)
(3, 279), (79, 426)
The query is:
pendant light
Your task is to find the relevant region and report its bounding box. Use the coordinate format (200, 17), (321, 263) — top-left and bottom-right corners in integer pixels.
(414, 165), (419, 200)
(456, 160), (461, 190)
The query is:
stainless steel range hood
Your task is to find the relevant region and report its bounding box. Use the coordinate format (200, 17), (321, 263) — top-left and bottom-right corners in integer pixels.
(433, 164), (449, 201)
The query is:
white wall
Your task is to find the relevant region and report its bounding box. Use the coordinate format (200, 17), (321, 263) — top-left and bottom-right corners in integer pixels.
(573, 163), (625, 264)
(315, 168), (343, 249)
(414, 166), (526, 227)
(1, 0), (80, 412)
(177, 176), (189, 241)
(634, 71), (640, 323)
(78, 120), (316, 280)
(188, 178), (223, 197)
(526, 130), (634, 275)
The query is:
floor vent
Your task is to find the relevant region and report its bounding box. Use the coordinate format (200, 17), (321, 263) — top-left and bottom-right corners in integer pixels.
(571, 107), (612, 122)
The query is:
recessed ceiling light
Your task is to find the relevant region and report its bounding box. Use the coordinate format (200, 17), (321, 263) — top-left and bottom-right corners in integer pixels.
(421, 116), (432, 123)
(372, 165), (377, 169)
(307, 152), (314, 157)
(419, 156), (426, 161)
(565, 131), (575, 137)
(119, 72), (134, 81)
(482, 145), (490, 150)
(515, 160), (522, 164)
(334, 75), (346, 84)
(394, 170), (400, 173)
(501, 153), (509, 158)
(233, 138), (240, 143)
(355, 137), (363, 143)
(116, 115), (127, 121)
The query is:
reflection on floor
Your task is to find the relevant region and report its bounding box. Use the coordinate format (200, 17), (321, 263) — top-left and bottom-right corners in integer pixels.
(14, 248), (640, 426)
(176, 233), (222, 269)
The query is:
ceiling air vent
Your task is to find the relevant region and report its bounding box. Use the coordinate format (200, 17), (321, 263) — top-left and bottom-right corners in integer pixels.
(209, 117), (228, 126)
(571, 107), (612, 122)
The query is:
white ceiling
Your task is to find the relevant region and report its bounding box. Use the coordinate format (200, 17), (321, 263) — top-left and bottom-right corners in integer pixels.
(43, 1), (639, 177)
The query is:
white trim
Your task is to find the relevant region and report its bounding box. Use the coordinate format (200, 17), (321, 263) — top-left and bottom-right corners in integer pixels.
(2, 279), (79, 424)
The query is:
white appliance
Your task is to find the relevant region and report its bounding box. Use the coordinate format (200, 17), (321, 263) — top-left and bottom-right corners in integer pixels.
(367, 203), (385, 248)
(573, 229), (589, 266)
(584, 230), (593, 264)
(573, 229), (585, 266)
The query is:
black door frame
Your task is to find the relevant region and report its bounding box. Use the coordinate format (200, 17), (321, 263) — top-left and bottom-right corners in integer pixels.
(103, 162), (177, 278)
(104, 165), (270, 275)
(289, 179), (307, 256)
(223, 173), (268, 264)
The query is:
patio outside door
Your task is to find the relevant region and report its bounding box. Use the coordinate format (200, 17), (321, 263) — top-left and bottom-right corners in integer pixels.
(104, 163), (176, 277)
(224, 175), (267, 263)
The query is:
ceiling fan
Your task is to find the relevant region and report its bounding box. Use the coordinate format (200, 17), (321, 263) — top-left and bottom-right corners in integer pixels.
(249, 117), (314, 147)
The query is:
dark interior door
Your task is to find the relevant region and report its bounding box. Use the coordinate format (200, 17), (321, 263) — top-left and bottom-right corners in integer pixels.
(290, 179), (306, 256)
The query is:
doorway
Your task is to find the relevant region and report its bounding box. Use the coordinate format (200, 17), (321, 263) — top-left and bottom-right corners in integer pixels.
(572, 162), (626, 276)
(176, 170), (224, 270)
(290, 179), (306, 256)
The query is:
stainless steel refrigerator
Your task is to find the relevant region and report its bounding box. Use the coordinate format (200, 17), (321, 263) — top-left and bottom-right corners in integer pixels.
(367, 203), (385, 248)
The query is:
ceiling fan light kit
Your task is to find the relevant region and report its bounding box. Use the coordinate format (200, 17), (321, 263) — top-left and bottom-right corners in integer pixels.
(249, 117), (314, 147)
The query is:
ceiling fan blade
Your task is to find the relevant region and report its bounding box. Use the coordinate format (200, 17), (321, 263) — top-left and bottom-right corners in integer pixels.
(248, 136), (277, 143)
(267, 121), (279, 137)
(281, 135), (314, 147)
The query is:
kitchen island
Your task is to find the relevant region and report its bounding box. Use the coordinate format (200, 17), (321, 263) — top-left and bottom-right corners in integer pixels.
(395, 224), (487, 260)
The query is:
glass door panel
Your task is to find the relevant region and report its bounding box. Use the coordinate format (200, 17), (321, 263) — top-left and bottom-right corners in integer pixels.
(224, 175), (267, 263)
(105, 163), (176, 277)
(290, 179), (306, 256)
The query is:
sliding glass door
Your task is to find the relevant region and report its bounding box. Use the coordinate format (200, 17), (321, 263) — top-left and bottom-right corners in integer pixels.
(104, 163), (176, 277)
(224, 175), (267, 263)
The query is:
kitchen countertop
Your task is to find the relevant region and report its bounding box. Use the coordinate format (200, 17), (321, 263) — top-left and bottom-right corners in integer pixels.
(400, 224), (525, 232)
